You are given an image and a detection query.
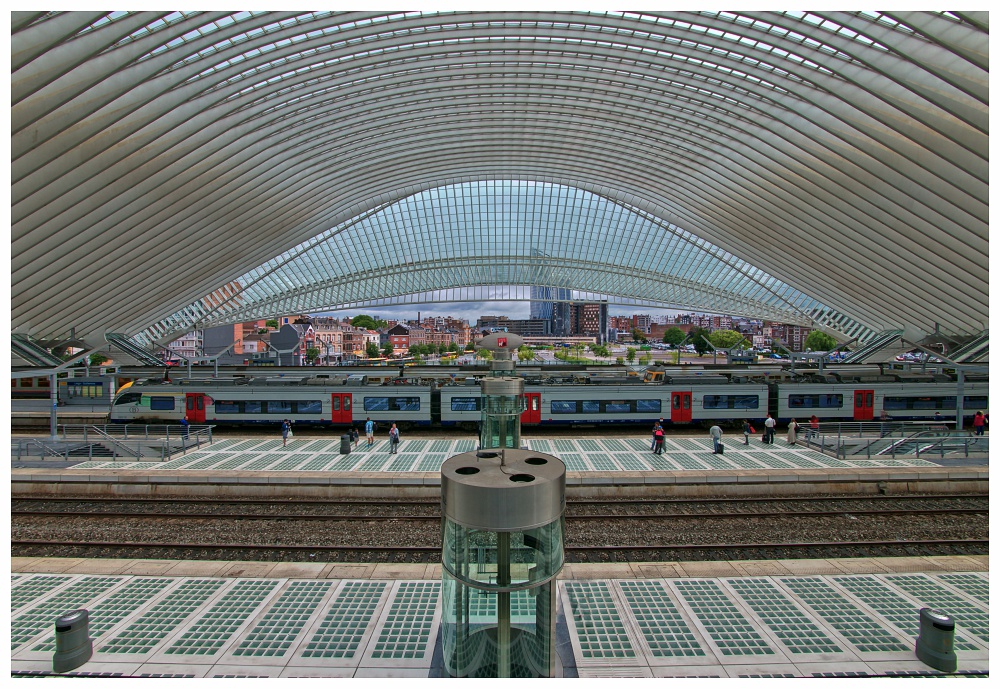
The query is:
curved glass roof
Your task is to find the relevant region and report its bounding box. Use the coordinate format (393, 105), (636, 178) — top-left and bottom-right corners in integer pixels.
(135, 181), (852, 345)
(11, 11), (987, 349)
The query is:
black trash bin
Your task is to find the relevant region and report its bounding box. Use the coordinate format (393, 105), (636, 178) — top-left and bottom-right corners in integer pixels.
(340, 434), (351, 455)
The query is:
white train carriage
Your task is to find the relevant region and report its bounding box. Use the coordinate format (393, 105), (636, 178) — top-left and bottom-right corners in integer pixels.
(109, 377), (433, 428)
(773, 380), (989, 422)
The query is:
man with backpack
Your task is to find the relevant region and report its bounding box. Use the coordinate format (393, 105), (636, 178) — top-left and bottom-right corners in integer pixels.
(388, 423), (400, 454)
(364, 417), (375, 447)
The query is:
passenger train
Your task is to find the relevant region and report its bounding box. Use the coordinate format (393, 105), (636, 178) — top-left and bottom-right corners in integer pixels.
(107, 365), (988, 430)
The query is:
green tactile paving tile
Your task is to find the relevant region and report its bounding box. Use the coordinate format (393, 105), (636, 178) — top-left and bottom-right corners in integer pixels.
(738, 673), (796, 677)
(226, 440), (266, 452)
(370, 581), (440, 659)
(526, 439), (552, 452)
(328, 454), (363, 471)
(701, 454), (735, 470)
(256, 440), (286, 451)
(670, 438), (711, 451)
(619, 580), (706, 657)
(588, 454), (619, 471)
(726, 578), (842, 655)
(624, 437), (653, 452)
(454, 439), (477, 452)
(301, 581), (387, 658)
(672, 580), (774, 656)
(885, 575), (989, 642)
(165, 579), (280, 656)
(671, 455), (710, 470)
(101, 579), (227, 654)
(614, 454), (651, 471)
(414, 453), (447, 471)
(647, 455), (679, 471)
(561, 454), (591, 471)
(126, 462), (164, 469)
(578, 438), (602, 451)
(212, 452), (261, 470)
(11, 575), (73, 612)
(564, 581), (636, 659)
(726, 455), (769, 469)
(356, 454), (390, 471)
(778, 577), (908, 653)
(939, 574), (989, 605)
(32, 578), (175, 652)
(157, 456), (208, 470)
(812, 672), (871, 677)
(552, 439), (579, 453)
(398, 439), (426, 453)
(64, 461), (116, 469)
(803, 456), (852, 468)
(832, 576), (980, 651)
(386, 455), (417, 471)
(602, 438), (631, 451)
(12, 576), (123, 649)
(239, 454), (287, 471)
(184, 452), (243, 470)
(428, 439), (453, 453)
(298, 439), (334, 451)
(298, 454), (342, 471)
(752, 455), (795, 468)
(233, 581), (334, 657)
(269, 454), (313, 471)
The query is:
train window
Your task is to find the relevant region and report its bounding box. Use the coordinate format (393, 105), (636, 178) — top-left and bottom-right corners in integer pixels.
(865, 392), (873, 407)
(244, 401), (262, 414)
(21, 379), (32, 387)
(606, 401), (631, 413)
(788, 394), (843, 409)
(149, 396), (175, 411)
(38, 378), (49, 387)
(682, 397), (690, 410)
(186, 397), (194, 411)
(819, 395), (843, 408)
(297, 400), (322, 414)
(551, 401), (578, 414)
(703, 395), (726, 409)
(964, 396), (988, 406)
(733, 395), (760, 410)
(365, 397), (390, 411)
(196, 397), (204, 411)
(883, 397), (909, 410)
(214, 400), (241, 414)
(581, 400), (600, 413)
(344, 397), (351, 411)
(855, 393), (863, 407)
(451, 397), (481, 412)
(267, 400), (292, 414)
(531, 397), (539, 411)
(672, 395), (681, 410)
(392, 397), (421, 411)
(116, 392), (143, 406)
(636, 399), (661, 413)
(332, 397), (340, 411)
(911, 397), (943, 410)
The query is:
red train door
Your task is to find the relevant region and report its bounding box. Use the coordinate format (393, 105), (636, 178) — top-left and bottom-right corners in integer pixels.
(185, 393), (206, 423)
(331, 393), (353, 424)
(853, 389), (874, 421)
(521, 392), (541, 425)
(670, 391), (692, 423)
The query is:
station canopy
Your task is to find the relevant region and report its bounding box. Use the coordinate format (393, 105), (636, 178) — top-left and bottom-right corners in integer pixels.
(11, 11), (988, 352)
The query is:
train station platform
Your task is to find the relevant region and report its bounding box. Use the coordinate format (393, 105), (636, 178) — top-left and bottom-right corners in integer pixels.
(11, 555), (988, 678)
(11, 435), (988, 500)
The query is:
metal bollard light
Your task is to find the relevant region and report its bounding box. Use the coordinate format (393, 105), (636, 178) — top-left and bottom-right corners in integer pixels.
(914, 607), (957, 673)
(340, 434), (352, 454)
(53, 609), (93, 673)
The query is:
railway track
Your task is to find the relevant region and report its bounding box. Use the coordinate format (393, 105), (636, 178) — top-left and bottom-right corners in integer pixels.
(10, 538), (989, 564)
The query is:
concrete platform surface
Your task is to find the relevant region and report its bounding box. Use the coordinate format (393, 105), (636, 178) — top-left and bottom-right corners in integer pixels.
(12, 556), (988, 678)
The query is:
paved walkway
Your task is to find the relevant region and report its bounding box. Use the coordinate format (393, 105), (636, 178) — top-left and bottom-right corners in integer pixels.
(11, 556), (988, 678)
(60, 436), (943, 473)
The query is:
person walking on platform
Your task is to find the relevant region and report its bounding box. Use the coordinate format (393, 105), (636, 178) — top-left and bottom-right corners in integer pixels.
(787, 418), (800, 446)
(652, 425), (665, 454)
(742, 419), (752, 445)
(764, 413), (776, 444)
(388, 423), (400, 454)
(281, 419), (291, 447)
(709, 424), (723, 454)
(365, 417), (375, 447)
(809, 415), (820, 440)
(651, 418), (664, 451)
(351, 426), (360, 448)
(973, 411), (987, 436)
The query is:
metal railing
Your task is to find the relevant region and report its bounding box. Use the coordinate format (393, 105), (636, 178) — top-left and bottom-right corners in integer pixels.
(801, 421), (984, 460)
(11, 424), (214, 462)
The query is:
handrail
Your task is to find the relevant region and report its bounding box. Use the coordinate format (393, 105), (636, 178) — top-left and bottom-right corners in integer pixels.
(89, 426), (143, 459)
(14, 425), (214, 462)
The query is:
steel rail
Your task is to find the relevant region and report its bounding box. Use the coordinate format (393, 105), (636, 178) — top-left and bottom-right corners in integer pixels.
(11, 509), (989, 521)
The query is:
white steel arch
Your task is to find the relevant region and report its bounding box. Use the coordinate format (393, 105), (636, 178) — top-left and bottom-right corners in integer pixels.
(11, 11), (988, 349)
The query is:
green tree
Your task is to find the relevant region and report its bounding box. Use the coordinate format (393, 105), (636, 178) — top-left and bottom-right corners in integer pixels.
(448, 342), (461, 353)
(626, 346), (636, 364)
(639, 352), (652, 365)
(351, 315), (378, 330)
(689, 327), (712, 357)
(661, 326), (685, 348)
(382, 341), (394, 358)
(631, 329), (648, 343)
(475, 347), (493, 361)
(89, 352), (110, 366)
(589, 344), (610, 358)
(517, 345), (535, 362)
(438, 343), (448, 356)
(616, 356), (624, 365)
(265, 319), (279, 329)
(465, 342), (476, 351)
(804, 330), (838, 352)
(305, 347), (320, 364)
(708, 329), (748, 350)
(365, 342), (381, 359)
